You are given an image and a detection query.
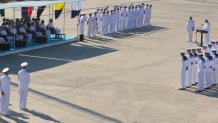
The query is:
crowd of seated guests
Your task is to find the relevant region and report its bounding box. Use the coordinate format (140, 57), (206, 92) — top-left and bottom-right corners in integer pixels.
(0, 17), (61, 48)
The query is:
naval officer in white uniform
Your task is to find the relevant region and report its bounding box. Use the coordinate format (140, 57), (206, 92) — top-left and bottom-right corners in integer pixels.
(0, 67), (11, 115)
(18, 62), (30, 110)
(187, 16), (195, 42)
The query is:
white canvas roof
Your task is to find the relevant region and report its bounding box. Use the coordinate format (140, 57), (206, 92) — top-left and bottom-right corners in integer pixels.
(0, 0), (82, 9)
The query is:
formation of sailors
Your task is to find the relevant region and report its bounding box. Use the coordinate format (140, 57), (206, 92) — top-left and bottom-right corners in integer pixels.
(0, 18), (61, 45)
(180, 41), (218, 92)
(78, 3), (153, 40)
(0, 62), (30, 116)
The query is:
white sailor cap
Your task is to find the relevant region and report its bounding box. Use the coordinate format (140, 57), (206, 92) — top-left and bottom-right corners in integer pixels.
(197, 47), (201, 50)
(203, 44), (207, 47)
(81, 12), (86, 15)
(21, 62), (28, 67)
(180, 51), (185, 54)
(198, 53), (203, 56)
(186, 48), (191, 51)
(211, 40), (216, 43)
(208, 43), (212, 46)
(2, 67), (9, 73)
(205, 50), (210, 54)
(212, 49), (217, 52)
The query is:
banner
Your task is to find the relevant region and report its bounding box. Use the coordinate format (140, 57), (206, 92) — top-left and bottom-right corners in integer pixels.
(37, 6), (46, 18)
(22, 7), (33, 18)
(54, 3), (65, 19)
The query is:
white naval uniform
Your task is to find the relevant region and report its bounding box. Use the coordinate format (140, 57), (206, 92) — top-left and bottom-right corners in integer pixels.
(18, 69), (30, 109)
(201, 23), (210, 43)
(87, 16), (93, 38)
(211, 54), (216, 85)
(197, 58), (206, 91)
(147, 7), (152, 26)
(92, 15), (98, 37)
(180, 56), (188, 89)
(214, 54), (218, 84)
(187, 54), (193, 87)
(192, 53), (198, 84)
(79, 16), (85, 35)
(0, 75), (11, 115)
(121, 9), (127, 31)
(187, 20), (195, 42)
(144, 6), (149, 26)
(205, 56), (213, 88)
(101, 14), (107, 35)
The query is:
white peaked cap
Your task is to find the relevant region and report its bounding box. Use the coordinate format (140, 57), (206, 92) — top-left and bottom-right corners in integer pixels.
(21, 62), (28, 67)
(2, 67), (9, 73)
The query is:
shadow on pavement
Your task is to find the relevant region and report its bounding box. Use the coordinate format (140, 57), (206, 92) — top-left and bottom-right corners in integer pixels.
(4, 110), (29, 123)
(183, 85), (218, 98)
(24, 109), (61, 123)
(0, 42), (117, 75)
(11, 82), (123, 123)
(105, 25), (168, 39)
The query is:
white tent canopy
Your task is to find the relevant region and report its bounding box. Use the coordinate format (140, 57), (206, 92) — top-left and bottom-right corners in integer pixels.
(0, 0), (82, 9)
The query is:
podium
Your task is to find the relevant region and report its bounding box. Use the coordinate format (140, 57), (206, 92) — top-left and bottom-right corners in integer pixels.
(196, 29), (208, 47)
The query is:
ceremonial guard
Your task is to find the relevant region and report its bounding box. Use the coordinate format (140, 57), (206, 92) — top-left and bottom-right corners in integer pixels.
(0, 68), (11, 115)
(197, 53), (205, 92)
(18, 62), (30, 110)
(179, 51), (189, 90)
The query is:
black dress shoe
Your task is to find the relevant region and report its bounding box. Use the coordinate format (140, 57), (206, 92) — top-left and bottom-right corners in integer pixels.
(186, 86), (191, 88)
(196, 90), (203, 92)
(179, 88), (186, 90)
(205, 87), (211, 89)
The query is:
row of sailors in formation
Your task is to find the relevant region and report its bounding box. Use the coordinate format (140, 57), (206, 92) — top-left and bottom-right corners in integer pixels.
(0, 62), (30, 116)
(0, 18), (60, 44)
(180, 41), (218, 92)
(78, 3), (153, 38)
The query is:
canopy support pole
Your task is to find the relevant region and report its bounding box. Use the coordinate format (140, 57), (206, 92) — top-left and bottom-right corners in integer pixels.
(52, 4), (54, 19)
(49, 5), (51, 19)
(13, 7), (15, 50)
(63, 4), (65, 34)
(77, 1), (79, 41)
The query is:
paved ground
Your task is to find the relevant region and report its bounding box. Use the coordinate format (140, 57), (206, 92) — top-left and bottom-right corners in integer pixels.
(1, 0), (218, 123)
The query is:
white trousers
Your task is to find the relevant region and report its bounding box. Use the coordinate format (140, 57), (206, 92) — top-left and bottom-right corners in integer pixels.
(186, 66), (192, 87)
(188, 31), (193, 42)
(0, 92), (10, 115)
(205, 33), (210, 43)
(180, 69), (187, 89)
(197, 70), (205, 91)
(19, 89), (28, 109)
(87, 25), (92, 38)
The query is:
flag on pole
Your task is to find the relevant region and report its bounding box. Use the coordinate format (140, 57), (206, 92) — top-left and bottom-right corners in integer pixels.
(0, 9), (5, 17)
(37, 6), (46, 18)
(71, 0), (84, 18)
(54, 3), (65, 19)
(21, 7), (33, 18)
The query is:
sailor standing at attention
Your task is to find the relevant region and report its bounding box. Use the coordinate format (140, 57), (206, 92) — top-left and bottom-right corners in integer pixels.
(0, 68), (11, 116)
(186, 49), (194, 88)
(205, 51), (213, 89)
(18, 62), (30, 110)
(87, 13), (93, 38)
(187, 16), (195, 42)
(191, 49), (198, 85)
(196, 53), (205, 92)
(78, 13), (86, 41)
(179, 51), (189, 90)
